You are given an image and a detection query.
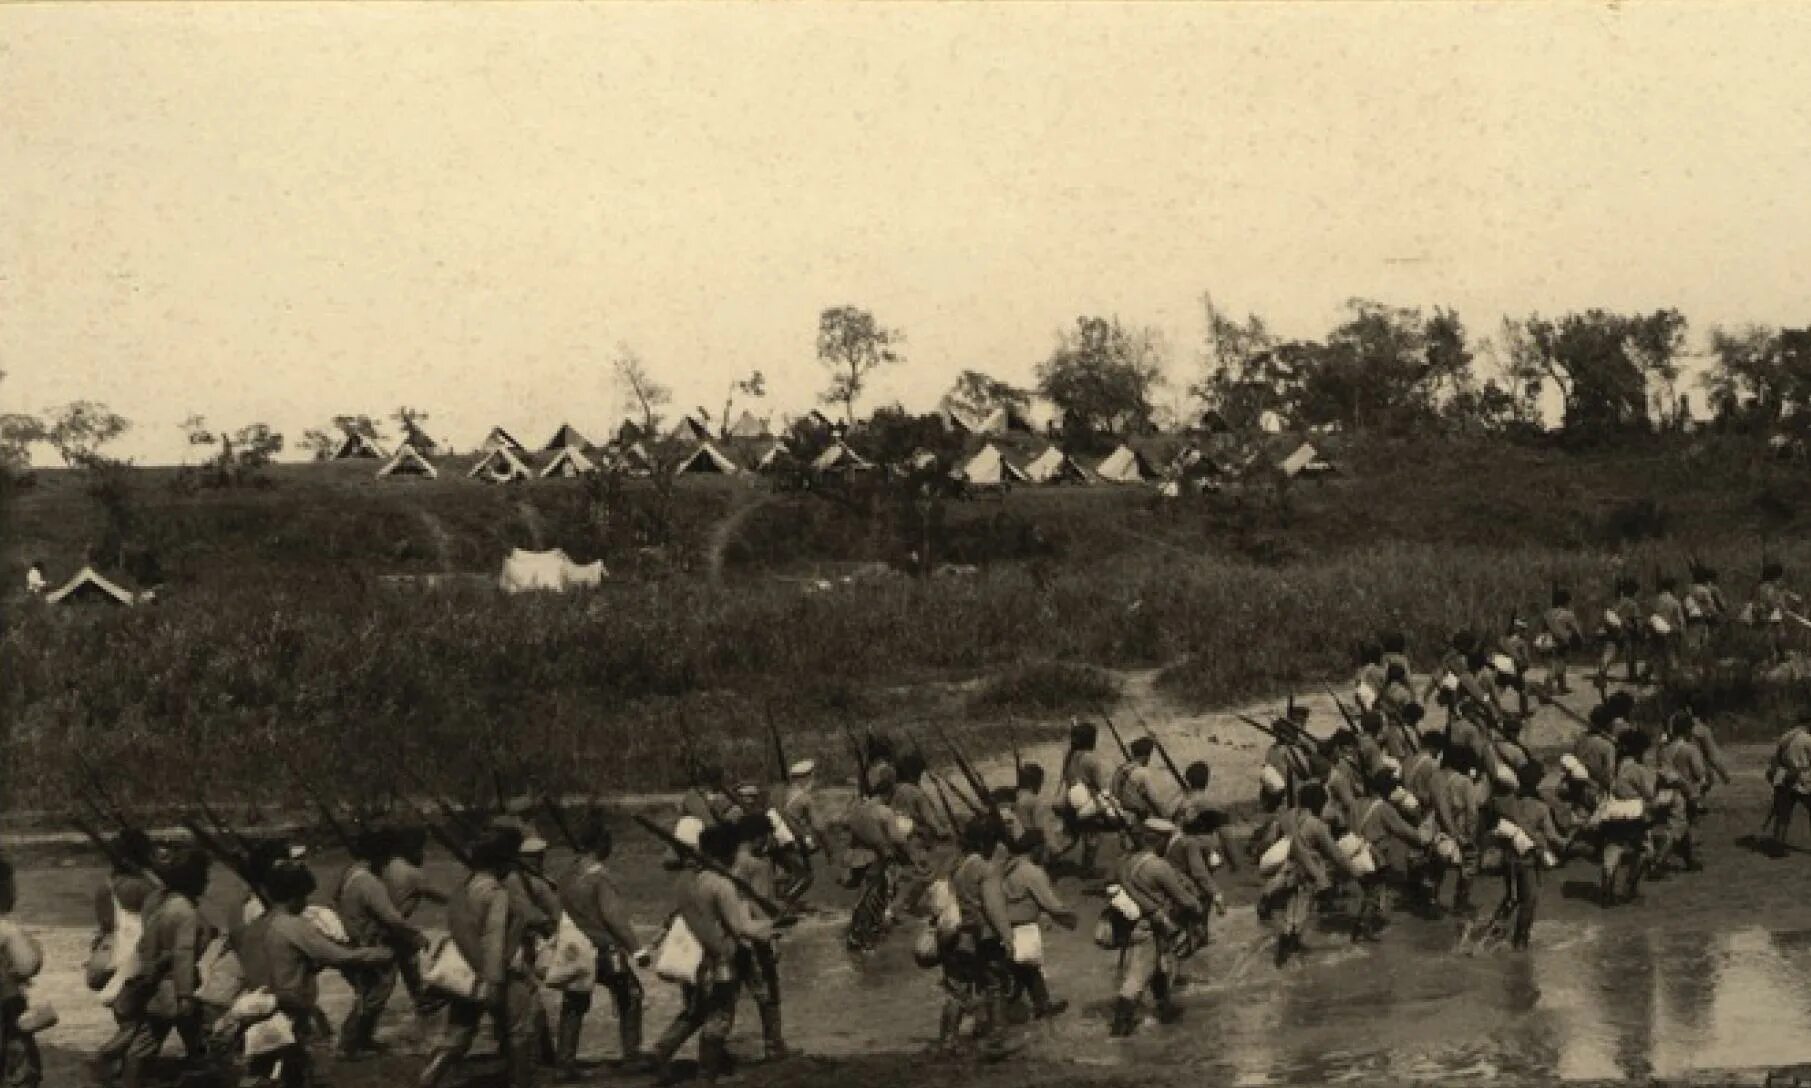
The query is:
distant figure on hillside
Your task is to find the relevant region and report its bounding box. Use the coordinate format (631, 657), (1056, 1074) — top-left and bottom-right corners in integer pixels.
(24, 561), (45, 597)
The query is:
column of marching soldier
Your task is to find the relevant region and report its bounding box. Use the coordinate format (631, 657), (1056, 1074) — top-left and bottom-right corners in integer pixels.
(7, 564), (1811, 1085)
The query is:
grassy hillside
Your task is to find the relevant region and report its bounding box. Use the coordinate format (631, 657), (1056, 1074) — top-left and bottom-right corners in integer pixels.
(5, 432), (1811, 812)
(10, 433), (1805, 594)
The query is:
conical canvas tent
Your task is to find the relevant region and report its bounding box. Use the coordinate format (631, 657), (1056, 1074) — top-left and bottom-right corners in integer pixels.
(479, 426), (527, 455)
(973, 406), (1035, 436)
(377, 443), (438, 480)
(669, 415), (712, 442)
(539, 445), (598, 478)
(613, 442), (655, 476)
(726, 411), (769, 438)
(754, 440), (792, 472)
(332, 431), (388, 461)
(1094, 444), (1155, 484)
(1024, 446), (1088, 484)
(542, 423), (591, 452)
(812, 441), (872, 472)
(46, 566), (137, 606)
(467, 444), (534, 483)
(955, 443), (1029, 486)
(675, 441), (742, 475)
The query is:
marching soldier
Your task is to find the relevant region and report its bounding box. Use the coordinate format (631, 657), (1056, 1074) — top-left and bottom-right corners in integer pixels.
(999, 830), (1075, 1020)
(1489, 763), (1564, 950)
(648, 823), (776, 1085)
(382, 826), (448, 1015)
(1057, 722), (1117, 875)
(336, 827), (428, 1060)
(1650, 574), (1687, 683)
(119, 846), (212, 1088)
(729, 814), (791, 1064)
(1255, 783), (1360, 966)
(419, 825), (540, 1088)
(1112, 738), (1167, 825)
(265, 862), (397, 1087)
(1350, 768), (1432, 942)
(942, 819), (1013, 1052)
(1749, 561), (1801, 663)
(842, 765), (919, 952)
(1657, 712), (1709, 873)
(1109, 819), (1201, 1034)
(1541, 586), (1586, 698)
(0, 859), (45, 1088)
(555, 818), (652, 1081)
(1765, 714), (1811, 845)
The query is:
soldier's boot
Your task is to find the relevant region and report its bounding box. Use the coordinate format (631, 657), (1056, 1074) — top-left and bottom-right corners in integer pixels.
(1109, 998), (1138, 1038)
(618, 1003), (651, 1072)
(759, 1003), (791, 1062)
(1024, 972), (1068, 1019)
(555, 1006), (586, 1082)
(117, 1057), (147, 1088)
(697, 1037), (738, 1084)
(936, 1002), (965, 1050)
(1150, 974), (1184, 1024)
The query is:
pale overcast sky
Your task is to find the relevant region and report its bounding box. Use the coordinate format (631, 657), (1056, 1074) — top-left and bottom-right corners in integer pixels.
(5, 2), (1810, 463)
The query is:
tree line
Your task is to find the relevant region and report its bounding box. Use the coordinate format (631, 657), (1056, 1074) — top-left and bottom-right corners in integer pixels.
(5, 301), (1811, 476)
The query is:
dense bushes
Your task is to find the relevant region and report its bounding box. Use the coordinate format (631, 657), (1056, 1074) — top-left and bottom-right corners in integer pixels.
(11, 536), (1811, 815)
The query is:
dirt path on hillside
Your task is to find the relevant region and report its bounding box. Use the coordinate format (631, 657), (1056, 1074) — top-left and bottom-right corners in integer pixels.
(414, 507), (457, 572)
(703, 487), (776, 585)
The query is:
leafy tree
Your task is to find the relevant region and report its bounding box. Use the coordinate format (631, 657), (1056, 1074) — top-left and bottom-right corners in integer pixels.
(1507, 309), (1688, 438)
(1036, 316), (1166, 447)
(817, 306), (903, 423)
(1702, 325), (1811, 430)
(856, 406), (963, 469)
(614, 345), (672, 439)
(181, 416), (284, 486)
(42, 401), (129, 467)
(943, 369), (1031, 424)
(299, 429), (339, 461)
(1192, 300), (1282, 430)
(1290, 301), (1474, 432)
(0, 413), (45, 470)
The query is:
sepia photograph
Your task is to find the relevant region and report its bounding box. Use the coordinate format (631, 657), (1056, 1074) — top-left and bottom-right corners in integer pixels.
(7, 2), (1811, 1086)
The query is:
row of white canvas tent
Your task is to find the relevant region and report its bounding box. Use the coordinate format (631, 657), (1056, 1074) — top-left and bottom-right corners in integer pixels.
(360, 408), (1331, 487)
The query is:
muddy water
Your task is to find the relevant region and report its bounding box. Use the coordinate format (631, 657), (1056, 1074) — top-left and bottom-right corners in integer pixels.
(14, 690), (1811, 1086)
(760, 907), (1811, 1084)
(26, 817), (1811, 1085)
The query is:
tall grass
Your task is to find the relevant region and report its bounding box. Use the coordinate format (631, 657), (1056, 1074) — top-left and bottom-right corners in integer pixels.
(10, 535), (1811, 817)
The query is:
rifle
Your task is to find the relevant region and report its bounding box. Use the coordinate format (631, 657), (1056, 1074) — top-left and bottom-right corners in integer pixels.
(631, 814), (795, 923)
(1120, 698), (1188, 793)
(927, 772), (967, 837)
(934, 725), (992, 806)
(843, 723), (871, 799)
(1097, 709), (1133, 761)
(69, 811), (136, 875)
(538, 793), (579, 851)
(1325, 685), (1360, 733)
(197, 797), (259, 862)
(179, 814), (269, 908)
(764, 703), (791, 785)
(1144, 726), (1189, 794)
(932, 770), (985, 818)
(1007, 718), (1025, 783)
(74, 752), (135, 831)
